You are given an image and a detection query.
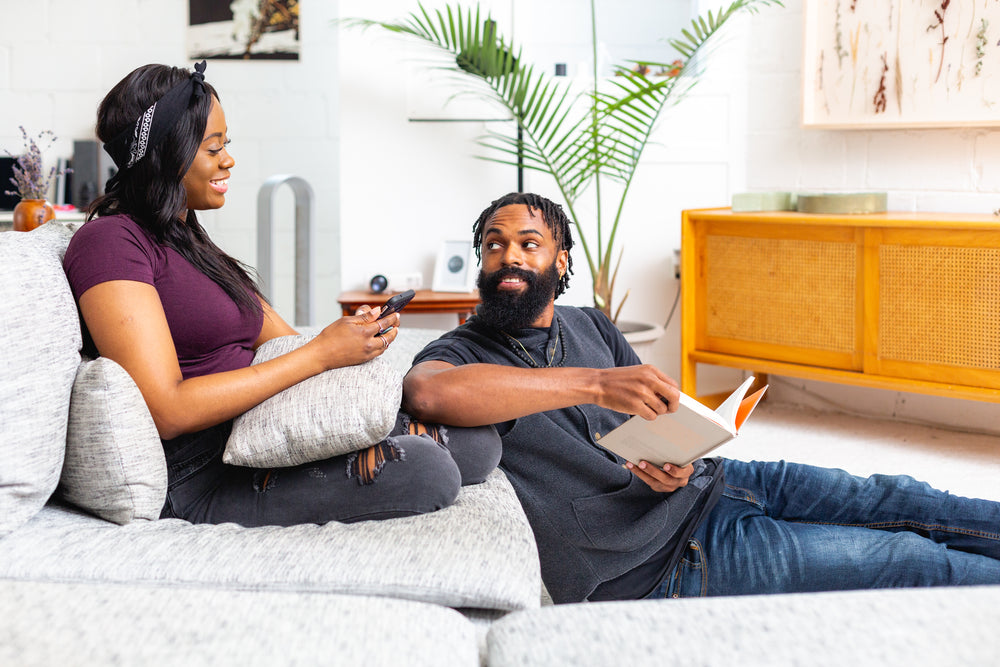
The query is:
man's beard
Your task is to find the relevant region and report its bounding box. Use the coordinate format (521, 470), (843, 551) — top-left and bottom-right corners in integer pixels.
(476, 261), (560, 331)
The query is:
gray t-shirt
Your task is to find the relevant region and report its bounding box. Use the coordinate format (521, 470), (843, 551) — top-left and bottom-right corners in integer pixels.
(413, 306), (723, 602)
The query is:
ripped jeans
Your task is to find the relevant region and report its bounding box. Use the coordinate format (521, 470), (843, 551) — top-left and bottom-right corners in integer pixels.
(160, 413), (501, 527)
(650, 459), (1000, 598)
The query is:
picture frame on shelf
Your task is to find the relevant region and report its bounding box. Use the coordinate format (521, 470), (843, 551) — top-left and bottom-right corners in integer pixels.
(432, 240), (477, 293)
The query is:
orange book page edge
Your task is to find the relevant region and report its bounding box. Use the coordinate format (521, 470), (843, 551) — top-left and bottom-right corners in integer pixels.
(735, 386), (769, 431)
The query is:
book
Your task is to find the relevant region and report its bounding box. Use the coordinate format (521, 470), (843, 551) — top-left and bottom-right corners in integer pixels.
(597, 376), (768, 468)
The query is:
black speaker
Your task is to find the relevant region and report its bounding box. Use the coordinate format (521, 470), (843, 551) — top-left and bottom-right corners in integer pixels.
(0, 157), (18, 211)
(71, 140), (116, 209)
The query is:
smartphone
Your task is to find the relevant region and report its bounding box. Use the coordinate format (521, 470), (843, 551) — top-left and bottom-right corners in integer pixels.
(377, 289), (415, 334)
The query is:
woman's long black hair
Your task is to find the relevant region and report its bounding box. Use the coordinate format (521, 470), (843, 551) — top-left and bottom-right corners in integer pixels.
(88, 64), (263, 316)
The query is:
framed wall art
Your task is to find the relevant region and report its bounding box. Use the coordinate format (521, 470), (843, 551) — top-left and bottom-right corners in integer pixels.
(802, 0), (1000, 128)
(188, 0), (299, 60)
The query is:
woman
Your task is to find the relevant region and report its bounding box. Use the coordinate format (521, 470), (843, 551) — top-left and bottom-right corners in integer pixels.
(63, 62), (499, 527)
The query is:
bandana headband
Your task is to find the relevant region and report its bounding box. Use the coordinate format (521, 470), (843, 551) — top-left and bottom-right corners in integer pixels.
(103, 60), (208, 171)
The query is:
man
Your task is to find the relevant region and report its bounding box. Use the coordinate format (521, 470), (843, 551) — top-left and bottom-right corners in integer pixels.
(404, 192), (1000, 604)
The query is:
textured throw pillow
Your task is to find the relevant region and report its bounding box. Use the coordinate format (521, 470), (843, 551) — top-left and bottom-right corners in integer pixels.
(224, 335), (403, 467)
(0, 222), (82, 537)
(58, 357), (167, 524)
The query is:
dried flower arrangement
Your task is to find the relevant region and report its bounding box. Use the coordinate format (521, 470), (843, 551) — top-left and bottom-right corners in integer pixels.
(4, 127), (68, 201)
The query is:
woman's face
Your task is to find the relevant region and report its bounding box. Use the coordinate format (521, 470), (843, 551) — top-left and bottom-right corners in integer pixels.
(181, 96), (234, 211)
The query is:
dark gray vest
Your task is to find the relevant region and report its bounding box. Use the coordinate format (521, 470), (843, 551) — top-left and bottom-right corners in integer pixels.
(466, 306), (722, 603)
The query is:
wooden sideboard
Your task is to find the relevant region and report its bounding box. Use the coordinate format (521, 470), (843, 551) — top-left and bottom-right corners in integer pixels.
(680, 208), (1000, 403)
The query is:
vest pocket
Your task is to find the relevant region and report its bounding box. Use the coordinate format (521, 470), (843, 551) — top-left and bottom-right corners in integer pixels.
(571, 477), (681, 552)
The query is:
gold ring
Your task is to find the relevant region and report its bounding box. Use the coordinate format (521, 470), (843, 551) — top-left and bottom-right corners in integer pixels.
(379, 333), (388, 349)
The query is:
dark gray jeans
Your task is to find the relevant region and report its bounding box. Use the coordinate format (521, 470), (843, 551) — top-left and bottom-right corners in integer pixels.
(160, 414), (501, 527)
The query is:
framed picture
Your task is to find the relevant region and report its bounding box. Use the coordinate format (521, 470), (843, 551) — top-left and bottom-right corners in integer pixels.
(802, 0), (1000, 128)
(432, 240), (477, 293)
(187, 0), (300, 60)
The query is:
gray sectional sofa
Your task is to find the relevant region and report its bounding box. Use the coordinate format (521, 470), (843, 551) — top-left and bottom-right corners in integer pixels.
(3, 222), (999, 667)
(0, 222), (538, 664)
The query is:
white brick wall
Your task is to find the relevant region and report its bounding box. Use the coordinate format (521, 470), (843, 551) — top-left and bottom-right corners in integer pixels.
(3, 0), (993, 430)
(1, 0), (342, 327)
(747, 0), (1000, 213)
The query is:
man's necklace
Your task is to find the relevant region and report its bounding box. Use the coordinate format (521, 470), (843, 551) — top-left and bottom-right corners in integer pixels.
(501, 316), (566, 368)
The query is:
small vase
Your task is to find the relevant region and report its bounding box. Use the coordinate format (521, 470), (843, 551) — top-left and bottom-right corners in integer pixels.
(12, 199), (56, 232)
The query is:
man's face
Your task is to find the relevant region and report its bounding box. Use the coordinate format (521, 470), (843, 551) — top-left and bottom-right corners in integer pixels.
(476, 204), (568, 330)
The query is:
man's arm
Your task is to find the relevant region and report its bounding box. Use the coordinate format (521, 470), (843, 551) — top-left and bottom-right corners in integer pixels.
(402, 360), (681, 428)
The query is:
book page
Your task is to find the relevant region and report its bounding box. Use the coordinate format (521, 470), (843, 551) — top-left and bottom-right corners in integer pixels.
(677, 393), (727, 429)
(714, 376), (757, 431)
(598, 401), (733, 468)
(735, 385), (768, 430)
(597, 376), (768, 468)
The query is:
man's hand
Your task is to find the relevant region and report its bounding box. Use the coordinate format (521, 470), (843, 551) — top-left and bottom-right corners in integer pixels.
(625, 461), (694, 493)
(593, 365), (680, 420)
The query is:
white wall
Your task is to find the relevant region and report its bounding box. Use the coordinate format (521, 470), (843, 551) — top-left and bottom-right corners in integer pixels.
(0, 0), (342, 327)
(745, 0), (999, 434)
(3, 0), (993, 433)
(0, 0), (751, 346)
(336, 0), (513, 331)
(336, 0), (751, 360)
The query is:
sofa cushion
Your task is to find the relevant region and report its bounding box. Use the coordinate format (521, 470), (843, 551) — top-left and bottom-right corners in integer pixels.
(0, 581), (479, 667)
(1, 469), (541, 613)
(224, 334), (402, 467)
(57, 356), (167, 524)
(0, 222), (81, 538)
(487, 586), (1000, 666)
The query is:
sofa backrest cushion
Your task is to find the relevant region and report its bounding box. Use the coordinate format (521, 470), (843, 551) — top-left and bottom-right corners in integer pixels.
(0, 223), (81, 537)
(57, 356), (167, 523)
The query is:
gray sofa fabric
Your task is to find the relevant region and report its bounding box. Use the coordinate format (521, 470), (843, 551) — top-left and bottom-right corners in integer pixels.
(0, 224), (540, 616)
(5, 224), (999, 665)
(225, 334), (403, 467)
(59, 356), (167, 524)
(0, 580), (479, 667)
(1, 467), (540, 612)
(0, 223), (81, 537)
(487, 585), (1000, 666)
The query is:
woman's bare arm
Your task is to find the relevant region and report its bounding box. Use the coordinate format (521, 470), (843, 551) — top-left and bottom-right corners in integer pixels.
(79, 280), (399, 439)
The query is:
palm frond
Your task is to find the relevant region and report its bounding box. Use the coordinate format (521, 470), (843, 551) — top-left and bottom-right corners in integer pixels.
(343, 0), (783, 319)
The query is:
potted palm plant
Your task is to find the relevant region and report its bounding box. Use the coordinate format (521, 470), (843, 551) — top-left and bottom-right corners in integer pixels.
(345, 0), (779, 329)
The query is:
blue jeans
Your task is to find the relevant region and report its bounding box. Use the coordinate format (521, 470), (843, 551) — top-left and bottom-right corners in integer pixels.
(648, 459), (1000, 599)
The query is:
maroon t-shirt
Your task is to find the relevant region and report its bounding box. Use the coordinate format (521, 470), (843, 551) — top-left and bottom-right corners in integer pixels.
(63, 214), (263, 379)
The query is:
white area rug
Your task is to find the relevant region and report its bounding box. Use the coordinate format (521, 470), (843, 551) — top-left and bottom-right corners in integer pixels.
(717, 402), (1000, 502)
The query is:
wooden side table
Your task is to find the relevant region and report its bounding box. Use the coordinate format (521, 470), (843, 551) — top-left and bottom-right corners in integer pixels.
(338, 289), (480, 324)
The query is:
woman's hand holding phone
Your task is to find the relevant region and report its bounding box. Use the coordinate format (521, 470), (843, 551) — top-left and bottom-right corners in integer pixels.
(312, 303), (401, 369)
(375, 289), (415, 334)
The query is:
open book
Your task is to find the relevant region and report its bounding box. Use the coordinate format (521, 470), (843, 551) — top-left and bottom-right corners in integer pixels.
(597, 376), (768, 468)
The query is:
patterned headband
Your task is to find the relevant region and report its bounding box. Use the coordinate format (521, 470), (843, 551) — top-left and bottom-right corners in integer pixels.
(103, 60), (208, 171)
